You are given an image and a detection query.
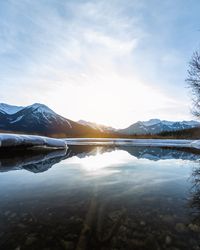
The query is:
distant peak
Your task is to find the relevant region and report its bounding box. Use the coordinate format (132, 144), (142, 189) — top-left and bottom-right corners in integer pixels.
(0, 103), (24, 114)
(29, 103), (51, 110)
(0, 103), (8, 106)
(0, 103), (22, 108)
(27, 103), (56, 115)
(142, 119), (161, 126)
(29, 103), (49, 108)
(149, 119), (161, 122)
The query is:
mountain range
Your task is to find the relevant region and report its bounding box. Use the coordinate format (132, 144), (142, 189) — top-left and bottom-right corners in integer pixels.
(118, 119), (200, 135)
(0, 103), (199, 137)
(77, 118), (200, 135)
(0, 103), (98, 137)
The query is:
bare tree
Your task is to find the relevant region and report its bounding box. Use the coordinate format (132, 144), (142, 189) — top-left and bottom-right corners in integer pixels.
(186, 51), (200, 118)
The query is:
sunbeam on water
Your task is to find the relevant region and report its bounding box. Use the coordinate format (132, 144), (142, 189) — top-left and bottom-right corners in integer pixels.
(0, 146), (200, 250)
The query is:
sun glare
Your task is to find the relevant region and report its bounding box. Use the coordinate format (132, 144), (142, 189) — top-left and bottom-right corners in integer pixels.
(49, 68), (176, 128)
(65, 149), (132, 176)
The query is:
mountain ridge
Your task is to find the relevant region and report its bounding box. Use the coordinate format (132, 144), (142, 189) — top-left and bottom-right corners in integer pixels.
(78, 118), (200, 135)
(0, 103), (199, 137)
(118, 118), (200, 135)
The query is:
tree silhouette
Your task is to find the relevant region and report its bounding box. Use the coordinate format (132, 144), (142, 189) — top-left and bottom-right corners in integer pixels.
(186, 51), (200, 118)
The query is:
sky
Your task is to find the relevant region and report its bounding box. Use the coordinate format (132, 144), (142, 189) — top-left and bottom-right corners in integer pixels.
(0, 0), (200, 128)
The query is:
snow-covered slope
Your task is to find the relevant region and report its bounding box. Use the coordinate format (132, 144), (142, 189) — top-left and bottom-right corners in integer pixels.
(142, 119), (161, 126)
(19, 103), (72, 128)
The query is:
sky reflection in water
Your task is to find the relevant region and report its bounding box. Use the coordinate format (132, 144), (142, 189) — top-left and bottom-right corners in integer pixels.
(0, 146), (200, 250)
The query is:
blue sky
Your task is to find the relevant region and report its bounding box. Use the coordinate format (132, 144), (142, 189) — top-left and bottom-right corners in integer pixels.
(0, 0), (200, 128)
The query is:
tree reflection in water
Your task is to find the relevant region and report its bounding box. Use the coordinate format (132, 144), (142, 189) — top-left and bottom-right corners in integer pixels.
(190, 165), (200, 225)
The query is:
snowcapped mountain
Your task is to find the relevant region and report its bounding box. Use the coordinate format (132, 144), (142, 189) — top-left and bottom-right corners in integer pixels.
(0, 103), (99, 137)
(0, 103), (199, 137)
(78, 118), (200, 135)
(118, 119), (200, 135)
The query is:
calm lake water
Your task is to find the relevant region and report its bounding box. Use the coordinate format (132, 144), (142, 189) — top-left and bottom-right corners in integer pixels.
(0, 146), (200, 250)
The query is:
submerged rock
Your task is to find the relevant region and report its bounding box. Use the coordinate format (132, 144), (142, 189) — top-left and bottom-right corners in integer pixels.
(188, 223), (200, 232)
(140, 220), (146, 226)
(165, 235), (172, 245)
(25, 234), (37, 245)
(161, 214), (174, 224)
(175, 223), (187, 233)
(4, 210), (11, 216)
(60, 239), (75, 250)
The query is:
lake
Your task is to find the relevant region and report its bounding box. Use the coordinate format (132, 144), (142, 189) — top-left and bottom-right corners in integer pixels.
(0, 145), (200, 250)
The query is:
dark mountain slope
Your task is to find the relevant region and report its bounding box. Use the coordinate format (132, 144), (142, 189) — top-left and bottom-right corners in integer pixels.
(0, 103), (100, 137)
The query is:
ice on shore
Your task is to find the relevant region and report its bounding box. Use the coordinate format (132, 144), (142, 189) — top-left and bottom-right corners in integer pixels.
(65, 138), (200, 149)
(0, 134), (67, 149)
(1, 134), (200, 150)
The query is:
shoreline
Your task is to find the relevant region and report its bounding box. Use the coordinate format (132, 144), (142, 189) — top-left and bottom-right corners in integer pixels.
(65, 138), (200, 149)
(1, 133), (200, 150)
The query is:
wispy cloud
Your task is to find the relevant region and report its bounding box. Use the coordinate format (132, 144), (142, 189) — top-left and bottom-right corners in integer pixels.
(0, 0), (199, 127)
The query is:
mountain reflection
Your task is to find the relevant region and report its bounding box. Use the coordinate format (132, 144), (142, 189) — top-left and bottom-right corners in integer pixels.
(0, 148), (67, 173)
(0, 146), (200, 249)
(0, 145), (200, 173)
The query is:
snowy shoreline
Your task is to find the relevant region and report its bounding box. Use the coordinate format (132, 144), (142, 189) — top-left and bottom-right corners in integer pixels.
(65, 138), (200, 149)
(0, 134), (67, 149)
(1, 134), (200, 150)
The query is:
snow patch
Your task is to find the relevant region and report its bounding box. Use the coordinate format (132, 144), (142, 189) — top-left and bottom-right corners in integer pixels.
(190, 140), (200, 149)
(65, 119), (72, 128)
(10, 115), (24, 123)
